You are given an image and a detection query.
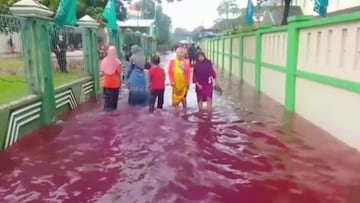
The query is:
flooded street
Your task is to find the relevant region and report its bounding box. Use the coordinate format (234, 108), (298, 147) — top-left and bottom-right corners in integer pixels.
(0, 53), (360, 203)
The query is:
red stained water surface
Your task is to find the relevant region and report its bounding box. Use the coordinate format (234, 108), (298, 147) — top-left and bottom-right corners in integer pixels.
(1, 54), (360, 203)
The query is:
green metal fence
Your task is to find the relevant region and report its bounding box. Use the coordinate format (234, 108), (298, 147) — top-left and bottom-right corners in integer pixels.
(0, 14), (27, 105)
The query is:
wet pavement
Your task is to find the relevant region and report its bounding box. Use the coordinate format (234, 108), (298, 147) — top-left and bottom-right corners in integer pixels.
(0, 53), (360, 203)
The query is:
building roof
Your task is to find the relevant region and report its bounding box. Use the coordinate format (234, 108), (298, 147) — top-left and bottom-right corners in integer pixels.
(117, 19), (154, 28)
(262, 6), (304, 25)
(322, 6), (360, 17)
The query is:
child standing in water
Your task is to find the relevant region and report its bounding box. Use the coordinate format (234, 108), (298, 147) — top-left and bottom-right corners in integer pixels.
(148, 55), (165, 112)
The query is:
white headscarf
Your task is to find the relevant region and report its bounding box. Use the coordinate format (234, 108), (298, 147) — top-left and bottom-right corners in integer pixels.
(130, 44), (146, 69)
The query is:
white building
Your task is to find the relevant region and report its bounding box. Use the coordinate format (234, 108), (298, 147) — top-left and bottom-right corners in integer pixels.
(262, 0), (360, 15)
(292, 0), (360, 15)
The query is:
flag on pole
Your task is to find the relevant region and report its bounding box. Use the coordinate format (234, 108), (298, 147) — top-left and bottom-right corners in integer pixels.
(54, 0), (77, 27)
(314, 0), (328, 17)
(246, 0), (254, 26)
(102, 0), (118, 31)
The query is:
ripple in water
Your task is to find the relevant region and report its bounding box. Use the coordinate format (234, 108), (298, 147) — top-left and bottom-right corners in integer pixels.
(0, 55), (360, 203)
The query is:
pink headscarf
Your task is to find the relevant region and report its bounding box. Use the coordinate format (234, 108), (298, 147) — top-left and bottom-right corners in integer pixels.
(101, 46), (121, 75)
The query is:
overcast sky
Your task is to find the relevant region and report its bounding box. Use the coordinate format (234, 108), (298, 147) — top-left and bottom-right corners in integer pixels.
(161, 0), (279, 31)
(161, 0), (244, 31)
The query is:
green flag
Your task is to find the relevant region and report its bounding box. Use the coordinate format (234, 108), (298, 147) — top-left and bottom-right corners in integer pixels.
(54, 0), (77, 27)
(102, 0), (118, 31)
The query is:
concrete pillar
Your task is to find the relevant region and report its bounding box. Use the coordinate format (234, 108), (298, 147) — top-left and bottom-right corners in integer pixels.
(10, 0), (56, 124)
(78, 15), (100, 96)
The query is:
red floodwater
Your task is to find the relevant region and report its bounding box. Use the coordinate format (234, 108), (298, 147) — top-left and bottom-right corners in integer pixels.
(0, 54), (360, 203)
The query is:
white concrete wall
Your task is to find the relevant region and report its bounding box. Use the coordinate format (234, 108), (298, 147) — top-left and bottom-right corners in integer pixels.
(231, 37), (240, 77)
(243, 62), (255, 86)
(297, 22), (360, 82)
(243, 35), (256, 60)
(261, 68), (286, 104)
(296, 78), (360, 149)
(243, 35), (256, 86)
(296, 20), (360, 150)
(232, 57), (240, 77)
(260, 31), (287, 104)
(262, 32), (288, 67)
(0, 33), (23, 55)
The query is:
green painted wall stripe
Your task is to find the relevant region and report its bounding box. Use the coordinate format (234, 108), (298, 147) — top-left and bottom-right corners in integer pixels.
(244, 58), (256, 63)
(239, 35), (244, 81)
(261, 63), (286, 72)
(229, 37), (233, 76)
(258, 26), (288, 34)
(217, 39), (220, 65)
(222, 38), (225, 70)
(296, 71), (360, 94)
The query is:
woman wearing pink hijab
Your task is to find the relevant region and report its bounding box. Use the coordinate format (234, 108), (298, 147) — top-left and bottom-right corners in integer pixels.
(100, 46), (122, 112)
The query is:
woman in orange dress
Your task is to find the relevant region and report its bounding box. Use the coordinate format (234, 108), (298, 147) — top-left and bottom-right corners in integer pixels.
(168, 47), (191, 113)
(100, 46), (122, 112)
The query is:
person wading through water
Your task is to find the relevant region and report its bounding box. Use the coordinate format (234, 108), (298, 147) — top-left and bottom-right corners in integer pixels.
(126, 45), (149, 106)
(100, 46), (122, 112)
(168, 47), (191, 114)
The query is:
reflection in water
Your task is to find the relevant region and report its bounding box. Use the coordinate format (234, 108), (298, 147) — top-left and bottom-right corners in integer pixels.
(0, 54), (360, 203)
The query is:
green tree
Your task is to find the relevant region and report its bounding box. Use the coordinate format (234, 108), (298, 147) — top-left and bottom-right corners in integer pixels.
(155, 6), (171, 44)
(217, 0), (241, 20)
(172, 27), (191, 43)
(191, 26), (204, 42)
(134, 0), (172, 45)
(135, 0), (156, 19)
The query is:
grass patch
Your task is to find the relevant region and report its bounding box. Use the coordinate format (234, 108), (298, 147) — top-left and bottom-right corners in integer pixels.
(53, 72), (87, 87)
(0, 72), (87, 105)
(0, 56), (87, 105)
(0, 75), (27, 105)
(0, 57), (24, 75)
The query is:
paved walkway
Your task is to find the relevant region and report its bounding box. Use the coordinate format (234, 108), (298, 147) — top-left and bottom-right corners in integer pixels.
(0, 54), (360, 203)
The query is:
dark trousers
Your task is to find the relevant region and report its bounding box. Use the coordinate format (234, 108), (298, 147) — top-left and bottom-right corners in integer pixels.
(55, 50), (67, 73)
(149, 88), (165, 112)
(103, 88), (119, 112)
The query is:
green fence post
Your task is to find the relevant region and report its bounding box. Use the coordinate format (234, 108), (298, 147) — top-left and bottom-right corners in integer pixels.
(255, 25), (271, 92)
(222, 37), (225, 71)
(78, 15), (100, 95)
(284, 16), (312, 112)
(255, 32), (262, 92)
(10, 1), (56, 124)
(118, 28), (124, 59)
(216, 38), (220, 67)
(229, 36), (233, 76)
(213, 40), (216, 62)
(239, 34), (244, 82)
(109, 29), (121, 58)
(210, 40), (213, 60)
